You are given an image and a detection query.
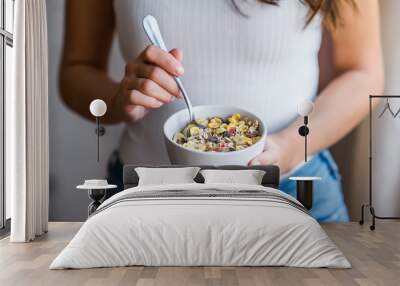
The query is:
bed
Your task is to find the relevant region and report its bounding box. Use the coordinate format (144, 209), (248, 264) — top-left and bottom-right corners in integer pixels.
(50, 165), (350, 269)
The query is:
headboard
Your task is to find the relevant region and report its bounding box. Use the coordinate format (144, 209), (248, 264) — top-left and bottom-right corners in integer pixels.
(123, 165), (280, 189)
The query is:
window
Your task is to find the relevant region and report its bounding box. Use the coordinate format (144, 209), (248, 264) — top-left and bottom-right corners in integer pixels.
(1, 0), (14, 230)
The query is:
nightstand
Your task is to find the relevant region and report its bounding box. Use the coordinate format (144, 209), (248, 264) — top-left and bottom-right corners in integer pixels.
(77, 180), (117, 216)
(289, 177), (321, 210)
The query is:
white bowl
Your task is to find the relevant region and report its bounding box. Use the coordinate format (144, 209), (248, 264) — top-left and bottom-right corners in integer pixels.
(163, 105), (267, 165)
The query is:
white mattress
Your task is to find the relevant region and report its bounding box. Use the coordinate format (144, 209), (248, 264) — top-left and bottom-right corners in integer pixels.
(50, 183), (350, 269)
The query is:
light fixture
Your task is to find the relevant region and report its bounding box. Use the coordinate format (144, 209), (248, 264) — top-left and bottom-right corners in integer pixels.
(289, 99), (319, 211)
(89, 99), (107, 162)
(297, 99), (314, 162)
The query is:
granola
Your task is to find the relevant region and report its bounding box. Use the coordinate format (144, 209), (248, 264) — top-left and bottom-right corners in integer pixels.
(173, 113), (262, 152)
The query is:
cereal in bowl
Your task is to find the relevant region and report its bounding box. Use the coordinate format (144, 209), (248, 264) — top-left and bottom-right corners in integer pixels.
(173, 113), (262, 152)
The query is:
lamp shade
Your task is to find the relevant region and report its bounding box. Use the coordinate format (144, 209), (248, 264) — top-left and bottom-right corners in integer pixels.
(297, 99), (314, 116)
(89, 99), (107, 117)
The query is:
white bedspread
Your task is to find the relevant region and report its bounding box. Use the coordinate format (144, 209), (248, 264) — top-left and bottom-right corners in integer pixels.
(50, 183), (350, 269)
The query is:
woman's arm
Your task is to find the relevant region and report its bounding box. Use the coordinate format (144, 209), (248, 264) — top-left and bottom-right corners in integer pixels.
(60, 0), (121, 123)
(60, 0), (183, 124)
(250, 0), (384, 173)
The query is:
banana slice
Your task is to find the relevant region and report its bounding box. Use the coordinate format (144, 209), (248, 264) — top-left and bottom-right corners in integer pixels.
(208, 121), (220, 129)
(195, 118), (208, 128)
(232, 113), (241, 121)
(243, 136), (253, 145)
(189, 126), (201, 136)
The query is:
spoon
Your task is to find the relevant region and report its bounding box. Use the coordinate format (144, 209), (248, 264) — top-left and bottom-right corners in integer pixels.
(143, 15), (195, 123)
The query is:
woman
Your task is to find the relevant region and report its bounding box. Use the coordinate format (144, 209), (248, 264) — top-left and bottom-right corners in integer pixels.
(60, 0), (383, 222)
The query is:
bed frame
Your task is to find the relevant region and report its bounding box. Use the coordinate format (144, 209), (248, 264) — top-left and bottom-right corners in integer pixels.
(123, 165), (280, 190)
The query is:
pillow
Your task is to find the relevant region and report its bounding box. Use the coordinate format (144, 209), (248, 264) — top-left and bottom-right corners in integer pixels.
(135, 167), (200, 186)
(200, 169), (266, 185)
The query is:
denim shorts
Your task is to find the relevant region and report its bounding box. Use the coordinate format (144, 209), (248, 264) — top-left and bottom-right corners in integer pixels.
(107, 150), (349, 222)
(280, 150), (349, 222)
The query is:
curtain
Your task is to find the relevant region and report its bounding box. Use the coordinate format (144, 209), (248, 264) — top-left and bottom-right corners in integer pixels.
(8, 0), (49, 242)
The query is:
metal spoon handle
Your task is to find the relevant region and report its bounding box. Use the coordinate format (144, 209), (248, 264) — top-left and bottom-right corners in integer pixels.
(143, 15), (195, 122)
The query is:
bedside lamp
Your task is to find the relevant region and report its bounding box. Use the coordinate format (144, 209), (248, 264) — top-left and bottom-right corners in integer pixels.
(75, 100), (116, 217)
(297, 99), (314, 162)
(289, 99), (319, 210)
(89, 99), (107, 162)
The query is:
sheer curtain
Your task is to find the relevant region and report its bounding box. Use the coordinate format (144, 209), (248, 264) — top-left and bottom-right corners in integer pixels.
(8, 0), (49, 242)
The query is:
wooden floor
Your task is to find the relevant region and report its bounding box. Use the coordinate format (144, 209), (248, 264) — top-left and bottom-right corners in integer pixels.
(0, 222), (399, 286)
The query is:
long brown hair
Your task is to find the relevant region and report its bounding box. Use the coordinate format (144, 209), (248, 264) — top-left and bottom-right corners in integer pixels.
(232, 0), (357, 27)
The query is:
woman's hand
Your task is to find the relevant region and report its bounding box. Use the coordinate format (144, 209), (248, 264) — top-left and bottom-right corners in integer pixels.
(248, 133), (303, 175)
(112, 45), (184, 122)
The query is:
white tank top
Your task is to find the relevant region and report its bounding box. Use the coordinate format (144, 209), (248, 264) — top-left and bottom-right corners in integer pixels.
(114, 0), (322, 164)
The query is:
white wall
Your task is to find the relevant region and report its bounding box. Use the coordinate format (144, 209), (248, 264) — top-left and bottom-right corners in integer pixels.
(47, 0), (124, 221)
